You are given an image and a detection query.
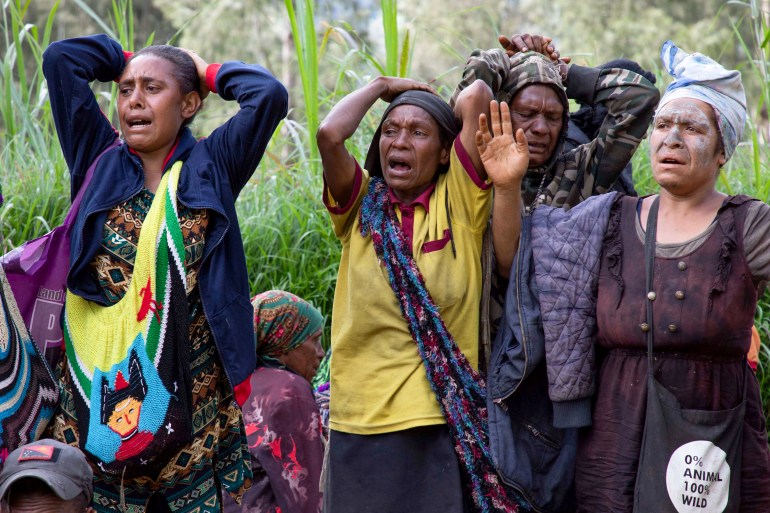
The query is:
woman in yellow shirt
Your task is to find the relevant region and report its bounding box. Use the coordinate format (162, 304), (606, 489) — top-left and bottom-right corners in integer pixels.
(316, 76), (529, 512)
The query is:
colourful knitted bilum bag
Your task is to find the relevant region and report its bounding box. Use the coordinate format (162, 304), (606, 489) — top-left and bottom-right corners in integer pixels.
(63, 161), (193, 479)
(0, 265), (59, 462)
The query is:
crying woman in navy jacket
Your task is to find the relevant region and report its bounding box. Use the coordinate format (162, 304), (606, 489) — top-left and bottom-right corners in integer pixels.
(42, 34), (287, 512)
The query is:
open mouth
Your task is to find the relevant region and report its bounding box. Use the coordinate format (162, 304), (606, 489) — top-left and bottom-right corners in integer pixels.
(127, 118), (151, 128)
(660, 156), (684, 165)
(388, 159), (412, 172)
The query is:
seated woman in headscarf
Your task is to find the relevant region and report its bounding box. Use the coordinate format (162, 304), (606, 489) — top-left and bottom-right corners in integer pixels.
(316, 75), (530, 512)
(222, 290), (326, 513)
(488, 41), (770, 513)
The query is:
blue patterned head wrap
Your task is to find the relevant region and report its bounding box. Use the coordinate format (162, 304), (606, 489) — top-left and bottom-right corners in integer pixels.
(658, 40), (746, 161)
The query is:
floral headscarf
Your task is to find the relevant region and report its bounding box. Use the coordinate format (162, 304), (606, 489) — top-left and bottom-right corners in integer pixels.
(252, 290), (323, 360)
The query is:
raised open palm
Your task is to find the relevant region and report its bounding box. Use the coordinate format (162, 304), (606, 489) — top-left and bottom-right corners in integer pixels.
(476, 100), (529, 191)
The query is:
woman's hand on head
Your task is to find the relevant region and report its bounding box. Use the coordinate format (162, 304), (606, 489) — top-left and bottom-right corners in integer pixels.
(499, 33), (570, 64)
(476, 100), (529, 192)
(181, 49), (210, 99)
(375, 76), (436, 103)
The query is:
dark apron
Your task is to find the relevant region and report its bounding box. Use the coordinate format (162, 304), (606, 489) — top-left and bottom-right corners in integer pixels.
(633, 198), (746, 513)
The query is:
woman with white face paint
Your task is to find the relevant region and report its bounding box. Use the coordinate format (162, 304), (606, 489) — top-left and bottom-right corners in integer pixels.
(572, 42), (770, 512)
(487, 41), (770, 513)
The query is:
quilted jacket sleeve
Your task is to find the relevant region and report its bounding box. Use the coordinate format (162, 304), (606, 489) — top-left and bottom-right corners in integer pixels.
(530, 193), (618, 428)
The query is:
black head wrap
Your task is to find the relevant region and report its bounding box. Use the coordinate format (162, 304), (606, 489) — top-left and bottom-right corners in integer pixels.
(364, 90), (459, 178)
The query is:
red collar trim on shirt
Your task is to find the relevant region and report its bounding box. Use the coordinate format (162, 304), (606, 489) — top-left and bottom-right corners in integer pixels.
(161, 137), (181, 170)
(388, 181), (436, 212)
(127, 136), (181, 172)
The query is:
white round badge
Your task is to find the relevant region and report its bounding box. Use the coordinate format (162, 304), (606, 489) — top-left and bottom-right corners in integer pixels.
(665, 440), (730, 513)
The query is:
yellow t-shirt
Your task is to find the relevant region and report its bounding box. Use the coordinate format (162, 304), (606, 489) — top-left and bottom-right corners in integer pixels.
(324, 138), (492, 435)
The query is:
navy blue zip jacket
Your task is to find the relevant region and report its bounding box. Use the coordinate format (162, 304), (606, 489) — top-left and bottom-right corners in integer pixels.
(488, 193), (619, 511)
(488, 213), (578, 513)
(42, 34), (288, 400)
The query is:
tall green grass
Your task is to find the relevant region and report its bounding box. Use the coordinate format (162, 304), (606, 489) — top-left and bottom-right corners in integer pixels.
(285, 0), (320, 167)
(0, 0), (68, 248)
(238, 157), (340, 337)
(381, 0), (412, 77)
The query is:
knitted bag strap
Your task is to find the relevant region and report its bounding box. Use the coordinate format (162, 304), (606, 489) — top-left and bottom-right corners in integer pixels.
(65, 161), (186, 383)
(358, 177), (525, 513)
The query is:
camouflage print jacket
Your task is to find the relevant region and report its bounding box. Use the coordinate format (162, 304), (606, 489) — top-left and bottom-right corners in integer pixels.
(459, 49), (660, 370)
(452, 48), (660, 210)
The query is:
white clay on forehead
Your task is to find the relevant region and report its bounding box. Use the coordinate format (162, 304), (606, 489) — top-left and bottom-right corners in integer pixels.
(656, 99), (716, 134)
(652, 99), (723, 168)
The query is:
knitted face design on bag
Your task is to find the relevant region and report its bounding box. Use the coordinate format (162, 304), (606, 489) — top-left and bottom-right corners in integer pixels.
(64, 161), (192, 479)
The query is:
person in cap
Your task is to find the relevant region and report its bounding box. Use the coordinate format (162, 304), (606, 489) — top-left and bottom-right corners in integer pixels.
(316, 72), (529, 511)
(452, 33), (659, 216)
(452, 34), (660, 362)
(487, 40), (770, 513)
(0, 439), (94, 513)
(222, 290), (326, 513)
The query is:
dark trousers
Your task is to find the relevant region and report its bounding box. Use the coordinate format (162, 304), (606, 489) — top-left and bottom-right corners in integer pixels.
(324, 424), (468, 513)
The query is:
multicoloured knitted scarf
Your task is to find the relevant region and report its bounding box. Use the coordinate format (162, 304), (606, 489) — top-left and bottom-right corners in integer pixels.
(358, 177), (526, 513)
